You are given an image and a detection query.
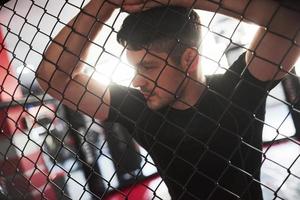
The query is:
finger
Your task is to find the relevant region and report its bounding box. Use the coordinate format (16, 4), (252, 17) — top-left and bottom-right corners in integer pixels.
(122, 3), (144, 12)
(123, 1), (163, 12)
(107, 0), (143, 6)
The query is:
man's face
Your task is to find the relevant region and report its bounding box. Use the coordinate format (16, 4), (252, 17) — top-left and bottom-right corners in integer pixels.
(126, 48), (187, 110)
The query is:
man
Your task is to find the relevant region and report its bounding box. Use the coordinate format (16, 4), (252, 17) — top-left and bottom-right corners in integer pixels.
(37, 0), (300, 199)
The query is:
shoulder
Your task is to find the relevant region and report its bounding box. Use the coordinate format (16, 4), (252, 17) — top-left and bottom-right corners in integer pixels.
(107, 83), (147, 122)
(109, 83), (144, 103)
(204, 53), (281, 113)
(207, 52), (281, 94)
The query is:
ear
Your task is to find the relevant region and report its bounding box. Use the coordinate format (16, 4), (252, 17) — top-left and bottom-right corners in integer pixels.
(180, 48), (199, 74)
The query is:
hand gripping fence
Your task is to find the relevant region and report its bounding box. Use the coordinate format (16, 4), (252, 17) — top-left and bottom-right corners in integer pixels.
(0, 0), (300, 200)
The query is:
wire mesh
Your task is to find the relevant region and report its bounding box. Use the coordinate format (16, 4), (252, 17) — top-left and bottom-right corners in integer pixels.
(0, 0), (300, 200)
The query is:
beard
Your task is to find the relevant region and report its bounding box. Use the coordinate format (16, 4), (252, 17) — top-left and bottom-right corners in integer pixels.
(140, 78), (188, 110)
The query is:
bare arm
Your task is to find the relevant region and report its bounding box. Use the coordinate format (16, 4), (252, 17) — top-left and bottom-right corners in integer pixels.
(37, 0), (116, 121)
(192, 0), (300, 81)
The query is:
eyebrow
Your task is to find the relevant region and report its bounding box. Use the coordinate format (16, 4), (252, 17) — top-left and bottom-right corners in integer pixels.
(137, 60), (158, 68)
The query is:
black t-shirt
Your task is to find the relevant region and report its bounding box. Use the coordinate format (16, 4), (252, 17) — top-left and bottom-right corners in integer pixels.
(107, 53), (280, 200)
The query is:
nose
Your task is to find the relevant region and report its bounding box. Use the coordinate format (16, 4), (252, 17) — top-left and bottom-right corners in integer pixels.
(132, 73), (146, 88)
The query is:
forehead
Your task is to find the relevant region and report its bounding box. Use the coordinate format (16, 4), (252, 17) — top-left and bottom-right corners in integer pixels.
(126, 49), (169, 66)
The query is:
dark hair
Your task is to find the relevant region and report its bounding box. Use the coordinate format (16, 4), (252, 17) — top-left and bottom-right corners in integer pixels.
(117, 6), (201, 65)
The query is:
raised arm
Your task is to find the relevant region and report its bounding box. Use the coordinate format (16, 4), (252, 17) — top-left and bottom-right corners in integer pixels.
(123, 0), (300, 81)
(198, 0), (300, 81)
(37, 0), (116, 121)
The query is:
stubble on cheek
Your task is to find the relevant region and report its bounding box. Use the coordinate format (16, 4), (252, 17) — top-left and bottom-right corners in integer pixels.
(147, 88), (176, 110)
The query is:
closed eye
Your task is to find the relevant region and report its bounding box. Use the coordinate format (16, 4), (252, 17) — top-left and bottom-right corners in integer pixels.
(137, 63), (157, 72)
(143, 65), (155, 70)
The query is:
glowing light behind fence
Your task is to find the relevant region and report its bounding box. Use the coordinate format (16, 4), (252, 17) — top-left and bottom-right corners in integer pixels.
(91, 11), (262, 86)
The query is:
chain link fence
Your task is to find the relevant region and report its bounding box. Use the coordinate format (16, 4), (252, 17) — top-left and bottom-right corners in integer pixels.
(0, 0), (300, 199)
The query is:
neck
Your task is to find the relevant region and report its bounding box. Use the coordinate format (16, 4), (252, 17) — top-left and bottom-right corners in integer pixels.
(171, 75), (206, 110)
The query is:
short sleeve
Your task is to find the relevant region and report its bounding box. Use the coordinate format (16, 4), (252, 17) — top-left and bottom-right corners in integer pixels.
(106, 84), (147, 133)
(208, 52), (281, 114)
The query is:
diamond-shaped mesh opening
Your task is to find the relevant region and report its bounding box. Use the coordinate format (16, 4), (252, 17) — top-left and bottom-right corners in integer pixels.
(0, 0), (299, 199)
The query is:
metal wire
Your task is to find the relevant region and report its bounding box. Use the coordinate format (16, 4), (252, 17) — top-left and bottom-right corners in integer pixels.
(0, 0), (300, 199)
